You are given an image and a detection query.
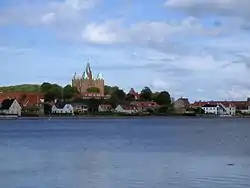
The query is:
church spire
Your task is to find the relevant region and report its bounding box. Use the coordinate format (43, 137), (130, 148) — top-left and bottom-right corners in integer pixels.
(85, 61), (92, 80)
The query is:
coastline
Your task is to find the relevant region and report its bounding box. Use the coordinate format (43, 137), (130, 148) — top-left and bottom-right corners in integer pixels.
(1, 114), (250, 120)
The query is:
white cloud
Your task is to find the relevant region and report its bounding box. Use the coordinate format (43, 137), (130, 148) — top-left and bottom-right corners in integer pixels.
(81, 21), (126, 44)
(81, 17), (220, 45)
(0, 0), (98, 25)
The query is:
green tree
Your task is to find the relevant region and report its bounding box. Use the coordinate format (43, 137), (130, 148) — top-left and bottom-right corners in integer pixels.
(40, 82), (53, 93)
(41, 82), (63, 102)
(125, 93), (135, 101)
(63, 85), (78, 99)
(154, 91), (171, 105)
(87, 98), (102, 114)
(140, 86), (153, 101)
(105, 88), (126, 108)
(193, 107), (205, 114)
(87, 87), (100, 93)
(104, 85), (119, 95)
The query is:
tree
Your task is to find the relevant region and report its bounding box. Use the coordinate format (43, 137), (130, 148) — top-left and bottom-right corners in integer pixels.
(125, 93), (135, 101)
(105, 88), (126, 108)
(194, 107), (205, 114)
(154, 91), (171, 106)
(104, 85), (119, 95)
(63, 85), (78, 99)
(140, 87), (153, 101)
(41, 82), (63, 102)
(87, 87), (100, 93)
(43, 103), (52, 115)
(114, 89), (126, 101)
(87, 98), (102, 114)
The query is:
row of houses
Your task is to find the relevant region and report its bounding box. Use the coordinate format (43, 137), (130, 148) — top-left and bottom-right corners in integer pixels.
(0, 91), (160, 116)
(51, 101), (160, 115)
(189, 99), (250, 116)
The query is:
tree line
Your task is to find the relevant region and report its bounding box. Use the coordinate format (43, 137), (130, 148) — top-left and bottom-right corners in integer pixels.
(1, 83), (174, 114)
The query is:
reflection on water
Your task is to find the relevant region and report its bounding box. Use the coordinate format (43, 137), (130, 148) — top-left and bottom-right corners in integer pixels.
(0, 118), (250, 188)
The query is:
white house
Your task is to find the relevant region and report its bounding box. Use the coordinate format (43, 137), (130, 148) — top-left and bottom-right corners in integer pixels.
(202, 104), (219, 114)
(0, 99), (22, 116)
(71, 103), (88, 113)
(51, 103), (74, 115)
(115, 104), (137, 114)
(202, 103), (236, 116)
(98, 104), (113, 112)
(218, 103), (236, 116)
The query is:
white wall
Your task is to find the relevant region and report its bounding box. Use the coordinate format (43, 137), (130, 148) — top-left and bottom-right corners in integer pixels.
(52, 104), (74, 114)
(202, 106), (218, 114)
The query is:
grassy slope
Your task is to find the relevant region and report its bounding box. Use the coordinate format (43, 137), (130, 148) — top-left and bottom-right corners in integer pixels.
(0, 84), (41, 93)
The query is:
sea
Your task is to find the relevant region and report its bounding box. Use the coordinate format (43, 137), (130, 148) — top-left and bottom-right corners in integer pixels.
(0, 117), (250, 188)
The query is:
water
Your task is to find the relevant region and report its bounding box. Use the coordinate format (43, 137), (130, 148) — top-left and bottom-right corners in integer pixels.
(0, 117), (250, 188)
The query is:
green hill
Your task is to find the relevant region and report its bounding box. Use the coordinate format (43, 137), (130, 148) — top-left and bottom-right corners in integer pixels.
(0, 84), (41, 93)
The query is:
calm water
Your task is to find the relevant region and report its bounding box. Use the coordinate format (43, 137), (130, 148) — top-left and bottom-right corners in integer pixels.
(0, 117), (250, 188)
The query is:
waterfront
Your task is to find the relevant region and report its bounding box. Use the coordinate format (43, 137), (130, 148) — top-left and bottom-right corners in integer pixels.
(0, 118), (250, 188)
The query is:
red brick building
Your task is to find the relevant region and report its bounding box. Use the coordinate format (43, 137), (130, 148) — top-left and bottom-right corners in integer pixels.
(72, 62), (105, 98)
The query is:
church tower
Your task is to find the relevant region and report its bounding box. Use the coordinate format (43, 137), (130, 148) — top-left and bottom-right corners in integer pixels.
(72, 62), (105, 98)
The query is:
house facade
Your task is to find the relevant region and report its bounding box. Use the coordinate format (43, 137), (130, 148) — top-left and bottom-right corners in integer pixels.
(0, 99), (22, 116)
(98, 104), (113, 112)
(51, 103), (74, 114)
(71, 103), (88, 113)
(130, 101), (159, 112)
(115, 105), (137, 114)
(191, 99), (250, 115)
(202, 104), (219, 114)
(201, 103), (236, 115)
(174, 98), (190, 114)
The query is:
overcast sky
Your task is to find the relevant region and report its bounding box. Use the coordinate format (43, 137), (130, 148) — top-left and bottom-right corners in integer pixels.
(1, 0), (250, 101)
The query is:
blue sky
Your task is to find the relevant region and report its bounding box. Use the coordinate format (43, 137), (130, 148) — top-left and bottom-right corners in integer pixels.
(1, 0), (250, 101)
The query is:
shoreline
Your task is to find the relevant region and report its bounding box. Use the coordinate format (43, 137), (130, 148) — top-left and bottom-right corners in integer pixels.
(1, 114), (250, 120)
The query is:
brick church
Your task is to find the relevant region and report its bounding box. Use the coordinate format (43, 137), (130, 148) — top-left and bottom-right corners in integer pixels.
(72, 62), (105, 99)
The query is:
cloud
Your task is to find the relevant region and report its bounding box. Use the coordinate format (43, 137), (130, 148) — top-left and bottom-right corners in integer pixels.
(165, 0), (250, 19)
(0, 0), (98, 25)
(81, 17), (220, 46)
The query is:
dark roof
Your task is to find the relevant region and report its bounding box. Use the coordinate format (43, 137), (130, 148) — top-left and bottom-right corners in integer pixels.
(202, 104), (217, 107)
(54, 102), (66, 109)
(0, 99), (15, 110)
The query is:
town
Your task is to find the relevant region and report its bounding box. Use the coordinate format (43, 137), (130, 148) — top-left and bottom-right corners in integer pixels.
(1, 62), (250, 118)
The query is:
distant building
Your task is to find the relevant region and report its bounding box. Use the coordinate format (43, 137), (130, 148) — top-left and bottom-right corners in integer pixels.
(51, 103), (74, 115)
(128, 88), (140, 100)
(130, 101), (159, 112)
(98, 104), (113, 112)
(202, 104), (219, 114)
(115, 104), (137, 114)
(0, 92), (44, 108)
(0, 99), (22, 116)
(201, 103), (236, 115)
(174, 97), (190, 114)
(72, 62), (105, 99)
(71, 102), (88, 113)
(191, 100), (245, 115)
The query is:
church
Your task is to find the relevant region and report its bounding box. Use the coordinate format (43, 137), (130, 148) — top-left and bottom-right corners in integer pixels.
(72, 62), (105, 99)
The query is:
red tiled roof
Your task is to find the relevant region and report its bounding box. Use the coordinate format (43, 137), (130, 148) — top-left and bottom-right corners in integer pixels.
(128, 88), (140, 99)
(120, 105), (137, 110)
(191, 101), (249, 109)
(0, 92), (44, 107)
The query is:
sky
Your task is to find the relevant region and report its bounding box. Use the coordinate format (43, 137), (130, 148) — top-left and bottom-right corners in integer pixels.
(1, 0), (250, 101)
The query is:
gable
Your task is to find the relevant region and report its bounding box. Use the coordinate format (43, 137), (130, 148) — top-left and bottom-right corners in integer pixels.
(0, 99), (15, 110)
